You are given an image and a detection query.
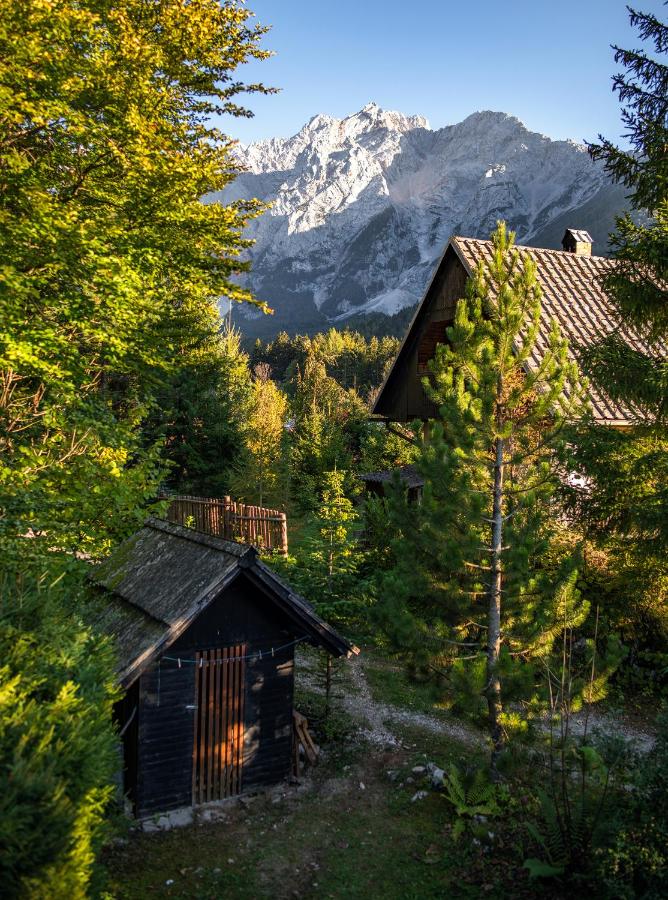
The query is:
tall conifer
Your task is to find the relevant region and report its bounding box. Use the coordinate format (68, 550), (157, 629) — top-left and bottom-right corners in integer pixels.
(379, 223), (588, 769)
(588, 5), (667, 353)
(572, 5), (668, 633)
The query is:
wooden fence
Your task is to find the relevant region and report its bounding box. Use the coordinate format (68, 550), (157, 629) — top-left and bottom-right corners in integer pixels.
(163, 494), (288, 555)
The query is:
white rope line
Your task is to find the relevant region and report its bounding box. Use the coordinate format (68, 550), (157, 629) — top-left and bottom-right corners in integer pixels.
(162, 635), (309, 667)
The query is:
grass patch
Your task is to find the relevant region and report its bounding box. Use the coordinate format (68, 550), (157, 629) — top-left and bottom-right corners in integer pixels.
(362, 650), (451, 719)
(104, 649), (563, 900)
(390, 721), (482, 768)
(103, 746), (543, 900)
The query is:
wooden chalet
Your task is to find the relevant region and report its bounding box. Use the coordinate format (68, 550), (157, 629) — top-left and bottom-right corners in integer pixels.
(373, 228), (645, 429)
(89, 517), (356, 818)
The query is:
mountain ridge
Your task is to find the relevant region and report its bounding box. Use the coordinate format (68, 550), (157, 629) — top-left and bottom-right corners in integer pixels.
(208, 104), (627, 338)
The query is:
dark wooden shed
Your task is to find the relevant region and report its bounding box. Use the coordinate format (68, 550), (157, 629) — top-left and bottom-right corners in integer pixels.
(90, 518), (356, 818)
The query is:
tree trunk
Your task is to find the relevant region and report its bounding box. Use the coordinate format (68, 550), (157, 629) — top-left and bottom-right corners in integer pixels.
(486, 432), (505, 776)
(328, 547), (333, 594)
(324, 653), (333, 720)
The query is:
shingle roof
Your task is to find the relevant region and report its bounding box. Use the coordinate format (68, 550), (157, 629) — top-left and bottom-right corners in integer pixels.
(450, 236), (651, 425)
(89, 518), (356, 687)
(359, 464), (425, 489)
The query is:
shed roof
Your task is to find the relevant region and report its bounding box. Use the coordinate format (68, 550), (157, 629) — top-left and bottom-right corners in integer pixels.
(373, 234), (660, 427)
(89, 518), (357, 687)
(359, 464), (425, 490)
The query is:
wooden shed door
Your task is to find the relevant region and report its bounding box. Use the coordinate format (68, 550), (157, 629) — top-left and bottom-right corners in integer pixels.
(192, 645), (246, 804)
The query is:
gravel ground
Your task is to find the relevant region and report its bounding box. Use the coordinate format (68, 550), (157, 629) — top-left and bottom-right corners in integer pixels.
(342, 652), (481, 748)
(296, 649), (657, 754)
(552, 706), (656, 753)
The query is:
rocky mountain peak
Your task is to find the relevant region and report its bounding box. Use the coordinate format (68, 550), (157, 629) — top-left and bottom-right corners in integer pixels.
(212, 106), (625, 338)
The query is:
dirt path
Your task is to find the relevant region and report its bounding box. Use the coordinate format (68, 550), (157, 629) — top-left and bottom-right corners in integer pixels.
(297, 649), (656, 754)
(559, 706), (656, 753)
(341, 652), (482, 749)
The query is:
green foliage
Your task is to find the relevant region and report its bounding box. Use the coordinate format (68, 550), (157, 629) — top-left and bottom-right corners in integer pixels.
(277, 471), (370, 626)
(377, 223), (592, 752)
(522, 617), (638, 893)
(288, 354), (371, 511)
(442, 765), (502, 842)
(248, 328), (413, 515)
(250, 328), (400, 398)
(588, 6), (667, 341)
(571, 5), (668, 672)
(617, 649), (668, 699)
(0, 570), (119, 898)
(299, 692), (357, 749)
(0, 3), (272, 894)
(147, 327), (253, 497)
(0, 0), (271, 561)
(231, 363), (288, 508)
(595, 709), (668, 899)
(568, 427), (668, 660)
(524, 715), (668, 898)
(525, 778), (599, 882)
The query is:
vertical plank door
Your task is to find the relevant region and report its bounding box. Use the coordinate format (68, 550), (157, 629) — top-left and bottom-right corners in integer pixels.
(192, 645), (246, 805)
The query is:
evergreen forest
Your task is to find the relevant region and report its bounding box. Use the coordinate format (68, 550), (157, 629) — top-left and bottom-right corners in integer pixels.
(0, 1), (666, 898)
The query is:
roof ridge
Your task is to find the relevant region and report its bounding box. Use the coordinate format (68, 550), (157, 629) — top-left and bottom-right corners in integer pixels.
(146, 516), (253, 558)
(451, 234), (610, 262)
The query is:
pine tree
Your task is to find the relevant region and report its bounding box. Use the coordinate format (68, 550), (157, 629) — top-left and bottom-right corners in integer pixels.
(0, 570), (119, 897)
(286, 470), (365, 625)
(379, 223), (590, 770)
(572, 5), (668, 642)
(585, 4), (667, 412)
(148, 326), (253, 497)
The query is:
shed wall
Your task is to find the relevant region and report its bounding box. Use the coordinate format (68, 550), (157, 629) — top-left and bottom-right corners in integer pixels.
(128, 573), (296, 817)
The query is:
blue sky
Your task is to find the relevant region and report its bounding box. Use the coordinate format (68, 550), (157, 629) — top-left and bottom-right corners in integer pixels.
(217, 0), (666, 146)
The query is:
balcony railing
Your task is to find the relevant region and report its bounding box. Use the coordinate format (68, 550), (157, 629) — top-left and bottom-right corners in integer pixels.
(163, 494), (288, 555)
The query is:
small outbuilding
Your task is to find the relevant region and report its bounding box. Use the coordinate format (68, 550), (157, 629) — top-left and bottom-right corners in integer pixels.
(359, 464), (424, 504)
(90, 518), (356, 818)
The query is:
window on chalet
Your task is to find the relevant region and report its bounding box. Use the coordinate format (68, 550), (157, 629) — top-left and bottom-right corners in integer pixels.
(417, 320), (452, 373)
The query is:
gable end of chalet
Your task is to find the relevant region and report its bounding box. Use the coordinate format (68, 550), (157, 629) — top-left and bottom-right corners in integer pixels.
(372, 244), (469, 422)
(373, 233), (649, 428)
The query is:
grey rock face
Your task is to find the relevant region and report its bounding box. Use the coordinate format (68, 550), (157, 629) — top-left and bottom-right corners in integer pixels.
(210, 104), (625, 337)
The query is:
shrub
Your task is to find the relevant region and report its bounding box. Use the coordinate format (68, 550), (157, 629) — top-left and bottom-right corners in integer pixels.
(595, 710), (668, 899)
(0, 570), (119, 898)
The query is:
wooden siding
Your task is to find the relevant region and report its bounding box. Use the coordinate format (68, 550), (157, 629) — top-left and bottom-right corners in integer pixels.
(131, 574), (296, 817)
(136, 664), (196, 816)
(417, 320), (452, 372)
(374, 247), (469, 422)
(192, 646), (246, 804)
(405, 253), (467, 419)
(115, 680), (140, 808)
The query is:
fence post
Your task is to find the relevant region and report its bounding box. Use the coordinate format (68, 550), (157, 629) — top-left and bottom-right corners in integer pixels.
(223, 496), (231, 541)
(279, 512), (288, 555)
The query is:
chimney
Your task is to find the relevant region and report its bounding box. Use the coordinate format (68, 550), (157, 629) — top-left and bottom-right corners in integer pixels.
(562, 228), (593, 257)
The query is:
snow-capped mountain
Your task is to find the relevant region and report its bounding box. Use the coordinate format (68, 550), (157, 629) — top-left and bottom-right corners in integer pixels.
(208, 103), (625, 337)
